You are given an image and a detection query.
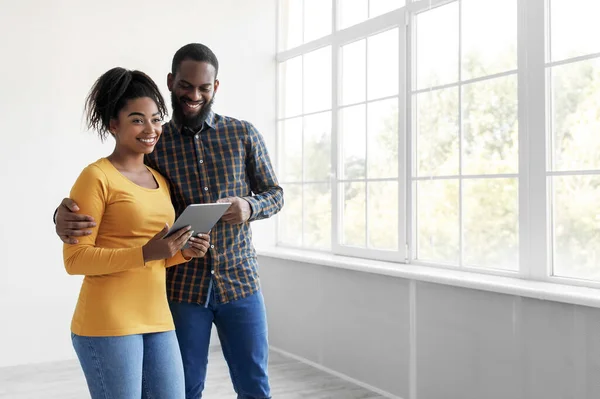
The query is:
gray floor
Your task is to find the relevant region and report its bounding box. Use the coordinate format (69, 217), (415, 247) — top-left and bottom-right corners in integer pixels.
(0, 348), (385, 398)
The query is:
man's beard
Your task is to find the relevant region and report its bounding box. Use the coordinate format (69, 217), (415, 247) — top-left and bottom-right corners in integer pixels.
(171, 92), (215, 130)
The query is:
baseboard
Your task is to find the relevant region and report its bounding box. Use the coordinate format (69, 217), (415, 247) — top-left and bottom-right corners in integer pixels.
(269, 346), (404, 399)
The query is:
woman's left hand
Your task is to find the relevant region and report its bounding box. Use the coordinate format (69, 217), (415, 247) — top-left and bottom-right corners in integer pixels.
(181, 233), (211, 259)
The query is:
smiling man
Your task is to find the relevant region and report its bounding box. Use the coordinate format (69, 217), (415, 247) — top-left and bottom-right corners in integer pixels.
(55, 43), (283, 399)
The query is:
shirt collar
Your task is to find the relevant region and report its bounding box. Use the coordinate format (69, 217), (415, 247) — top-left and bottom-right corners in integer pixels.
(176, 110), (216, 137)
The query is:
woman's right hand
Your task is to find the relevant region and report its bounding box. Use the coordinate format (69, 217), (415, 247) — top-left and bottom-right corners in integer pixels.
(142, 224), (193, 263)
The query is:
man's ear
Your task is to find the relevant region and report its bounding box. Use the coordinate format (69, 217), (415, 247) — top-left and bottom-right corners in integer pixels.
(213, 79), (220, 95)
(167, 73), (174, 91)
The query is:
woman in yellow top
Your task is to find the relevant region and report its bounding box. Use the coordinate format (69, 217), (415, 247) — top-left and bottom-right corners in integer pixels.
(63, 67), (210, 399)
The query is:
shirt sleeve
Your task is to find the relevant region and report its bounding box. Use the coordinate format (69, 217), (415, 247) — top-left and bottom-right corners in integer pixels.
(242, 121), (284, 222)
(63, 165), (146, 276)
(165, 250), (190, 268)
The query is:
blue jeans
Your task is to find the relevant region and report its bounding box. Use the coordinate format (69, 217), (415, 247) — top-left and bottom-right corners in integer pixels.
(169, 289), (271, 399)
(72, 331), (185, 399)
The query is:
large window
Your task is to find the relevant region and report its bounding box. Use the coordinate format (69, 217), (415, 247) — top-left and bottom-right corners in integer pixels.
(276, 0), (600, 286)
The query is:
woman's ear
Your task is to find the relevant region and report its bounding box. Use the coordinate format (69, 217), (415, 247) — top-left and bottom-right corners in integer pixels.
(109, 118), (119, 136)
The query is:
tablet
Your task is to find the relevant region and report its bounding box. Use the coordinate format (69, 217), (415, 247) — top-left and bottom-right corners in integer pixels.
(165, 203), (231, 244)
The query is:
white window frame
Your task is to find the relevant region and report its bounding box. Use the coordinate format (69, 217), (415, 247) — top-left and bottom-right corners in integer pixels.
(276, 1), (408, 263)
(275, 0), (600, 289)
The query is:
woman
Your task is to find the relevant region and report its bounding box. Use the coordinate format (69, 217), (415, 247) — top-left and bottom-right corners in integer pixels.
(63, 67), (209, 398)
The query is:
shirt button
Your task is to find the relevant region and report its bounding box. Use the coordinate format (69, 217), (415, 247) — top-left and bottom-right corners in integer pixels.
(199, 160), (204, 164)
(211, 270), (215, 275)
(210, 245), (215, 249)
(204, 187), (209, 191)
(195, 134), (199, 140)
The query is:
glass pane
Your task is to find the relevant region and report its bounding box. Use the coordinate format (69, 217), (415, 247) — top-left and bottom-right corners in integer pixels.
(339, 0), (368, 30)
(304, 183), (331, 249)
(416, 179), (459, 264)
(303, 46), (332, 114)
(279, 0), (303, 51)
(416, 2), (459, 89)
(304, 0), (332, 43)
(368, 181), (398, 250)
(341, 104), (366, 179)
(341, 39), (366, 106)
(278, 183), (303, 246)
(303, 112), (331, 181)
(367, 28), (398, 100)
(463, 178), (518, 270)
(551, 59), (600, 171)
(553, 175), (600, 280)
(462, 75), (518, 175)
(415, 88), (459, 176)
(461, 0), (517, 80)
(278, 57), (302, 118)
(551, 0), (600, 62)
(367, 98), (398, 179)
(278, 118), (303, 182)
(342, 182), (366, 247)
(369, 0), (404, 18)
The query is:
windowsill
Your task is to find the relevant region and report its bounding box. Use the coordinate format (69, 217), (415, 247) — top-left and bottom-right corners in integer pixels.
(256, 246), (600, 309)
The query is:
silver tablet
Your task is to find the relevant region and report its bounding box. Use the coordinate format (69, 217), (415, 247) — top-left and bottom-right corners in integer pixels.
(165, 203), (231, 243)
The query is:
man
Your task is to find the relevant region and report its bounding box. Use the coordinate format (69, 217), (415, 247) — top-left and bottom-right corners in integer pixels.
(55, 43), (283, 399)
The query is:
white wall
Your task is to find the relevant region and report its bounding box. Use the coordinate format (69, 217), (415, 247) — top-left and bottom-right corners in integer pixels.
(260, 256), (600, 399)
(0, 0), (276, 367)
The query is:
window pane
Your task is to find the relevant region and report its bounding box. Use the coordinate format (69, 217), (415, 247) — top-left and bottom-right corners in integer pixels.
(461, 0), (517, 80)
(338, 0), (368, 30)
(304, 183), (331, 249)
(279, 0), (303, 51)
(369, 0), (404, 18)
(551, 0), (600, 62)
(416, 179), (459, 264)
(463, 178), (518, 270)
(342, 182), (366, 247)
(367, 28), (398, 100)
(303, 112), (331, 181)
(303, 46), (332, 114)
(553, 175), (600, 280)
(278, 57), (302, 118)
(462, 75), (518, 175)
(367, 98), (398, 179)
(551, 59), (600, 171)
(341, 39), (366, 106)
(278, 118), (303, 182)
(368, 181), (398, 250)
(416, 3), (459, 89)
(304, 0), (332, 43)
(278, 183), (303, 246)
(415, 88), (459, 176)
(341, 104), (366, 179)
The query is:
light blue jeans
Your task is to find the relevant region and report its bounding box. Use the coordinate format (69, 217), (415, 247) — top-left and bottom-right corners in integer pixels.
(72, 330), (185, 399)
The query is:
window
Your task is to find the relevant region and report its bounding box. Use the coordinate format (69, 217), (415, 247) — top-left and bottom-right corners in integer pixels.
(339, 29), (400, 255)
(548, 0), (600, 281)
(278, 0), (332, 51)
(277, 0), (600, 287)
(412, 0), (518, 270)
(338, 0), (406, 30)
(277, 48), (332, 249)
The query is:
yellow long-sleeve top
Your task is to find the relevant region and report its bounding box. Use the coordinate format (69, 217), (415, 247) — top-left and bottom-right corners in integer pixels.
(64, 158), (189, 337)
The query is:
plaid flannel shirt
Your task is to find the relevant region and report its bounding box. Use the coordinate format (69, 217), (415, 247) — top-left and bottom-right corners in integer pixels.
(145, 111), (283, 305)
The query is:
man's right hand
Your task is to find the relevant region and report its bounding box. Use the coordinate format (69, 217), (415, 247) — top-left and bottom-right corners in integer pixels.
(56, 198), (96, 245)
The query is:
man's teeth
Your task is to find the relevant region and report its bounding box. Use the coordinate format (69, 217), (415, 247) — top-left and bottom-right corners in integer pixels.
(186, 102), (201, 108)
